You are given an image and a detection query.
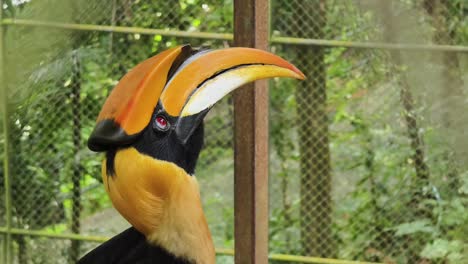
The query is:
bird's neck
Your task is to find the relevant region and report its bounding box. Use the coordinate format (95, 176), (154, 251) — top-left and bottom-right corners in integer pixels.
(147, 174), (215, 264)
(103, 148), (215, 264)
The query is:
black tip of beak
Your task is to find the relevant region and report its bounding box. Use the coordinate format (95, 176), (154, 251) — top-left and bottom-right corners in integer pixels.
(87, 120), (139, 152)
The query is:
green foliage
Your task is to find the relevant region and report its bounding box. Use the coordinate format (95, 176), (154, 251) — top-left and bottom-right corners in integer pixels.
(421, 239), (465, 263)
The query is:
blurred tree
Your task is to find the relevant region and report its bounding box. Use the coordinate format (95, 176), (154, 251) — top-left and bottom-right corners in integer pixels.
(423, 0), (466, 189)
(284, 0), (335, 258)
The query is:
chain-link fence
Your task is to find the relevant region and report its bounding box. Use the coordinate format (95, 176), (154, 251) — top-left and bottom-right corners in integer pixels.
(1, 0), (467, 263)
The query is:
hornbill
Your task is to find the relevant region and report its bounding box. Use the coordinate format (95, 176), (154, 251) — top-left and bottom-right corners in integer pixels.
(78, 45), (304, 264)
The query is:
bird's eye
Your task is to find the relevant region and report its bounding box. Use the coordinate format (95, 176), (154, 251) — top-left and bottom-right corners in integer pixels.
(154, 115), (170, 131)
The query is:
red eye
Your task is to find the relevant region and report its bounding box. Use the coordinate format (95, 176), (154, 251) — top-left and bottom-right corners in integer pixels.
(155, 116), (169, 131)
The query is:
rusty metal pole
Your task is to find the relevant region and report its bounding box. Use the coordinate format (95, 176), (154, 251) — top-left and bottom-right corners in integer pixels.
(233, 0), (269, 263)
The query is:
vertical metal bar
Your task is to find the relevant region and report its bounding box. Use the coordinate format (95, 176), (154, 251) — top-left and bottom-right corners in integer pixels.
(0, 0), (4, 260)
(0, 0), (3, 263)
(233, 0), (269, 263)
(0, 1), (13, 263)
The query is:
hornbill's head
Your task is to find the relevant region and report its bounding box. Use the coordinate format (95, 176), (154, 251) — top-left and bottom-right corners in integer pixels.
(86, 45), (304, 263)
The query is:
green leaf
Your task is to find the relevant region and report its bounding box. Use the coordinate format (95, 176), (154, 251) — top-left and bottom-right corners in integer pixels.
(393, 220), (436, 236)
(420, 239), (464, 261)
(192, 18), (201, 27)
(459, 171), (468, 194)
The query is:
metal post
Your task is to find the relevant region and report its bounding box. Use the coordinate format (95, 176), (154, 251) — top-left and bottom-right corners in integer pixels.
(0, 0), (4, 260)
(233, 0), (269, 263)
(0, 1), (13, 263)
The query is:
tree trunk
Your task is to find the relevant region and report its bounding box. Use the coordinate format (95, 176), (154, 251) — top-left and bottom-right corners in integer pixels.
(16, 235), (27, 264)
(423, 0), (465, 191)
(290, 0), (334, 258)
(381, 1), (431, 205)
(380, 2), (433, 262)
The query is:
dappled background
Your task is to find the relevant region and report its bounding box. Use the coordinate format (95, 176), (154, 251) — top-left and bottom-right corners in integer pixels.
(0, 0), (467, 263)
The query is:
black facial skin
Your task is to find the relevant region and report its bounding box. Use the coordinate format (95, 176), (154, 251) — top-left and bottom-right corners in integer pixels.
(132, 104), (205, 176)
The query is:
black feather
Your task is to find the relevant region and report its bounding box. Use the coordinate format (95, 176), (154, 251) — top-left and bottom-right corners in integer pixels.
(78, 227), (193, 264)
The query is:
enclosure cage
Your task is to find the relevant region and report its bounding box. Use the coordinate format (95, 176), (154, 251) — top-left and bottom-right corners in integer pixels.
(0, 0), (467, 263)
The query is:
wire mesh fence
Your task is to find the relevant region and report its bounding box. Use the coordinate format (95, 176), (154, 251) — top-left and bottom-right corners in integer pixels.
(1, 0), (467, 263)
